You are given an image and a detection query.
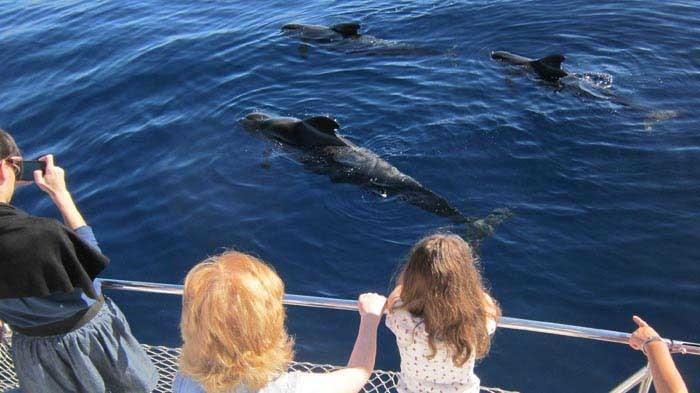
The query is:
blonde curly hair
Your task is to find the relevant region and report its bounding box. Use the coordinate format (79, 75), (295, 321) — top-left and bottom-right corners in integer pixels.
(179, 251), (294, 392)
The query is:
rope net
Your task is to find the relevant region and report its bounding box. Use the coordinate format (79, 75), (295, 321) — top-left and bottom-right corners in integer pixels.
(0, 327), (516, 393)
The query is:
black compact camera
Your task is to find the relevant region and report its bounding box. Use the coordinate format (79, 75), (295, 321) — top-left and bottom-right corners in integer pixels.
(18, 160), (47, 182)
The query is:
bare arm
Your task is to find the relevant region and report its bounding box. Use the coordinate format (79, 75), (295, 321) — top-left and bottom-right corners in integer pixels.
(300, 293), (386, 393)
(347, 305), (380, 374)
(386, 271), (404, 310)
(628, 316), (688, 393)
(34, 155), (87, 230)
(51, 191), (87, 230)
(645, 342), (687, 393)
(386, 284), (403, 310)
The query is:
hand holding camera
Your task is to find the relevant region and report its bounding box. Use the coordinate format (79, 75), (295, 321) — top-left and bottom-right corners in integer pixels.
(20, 154), (86, 230)
(17, 160), (46, 182)
(32, 155), (69, 200)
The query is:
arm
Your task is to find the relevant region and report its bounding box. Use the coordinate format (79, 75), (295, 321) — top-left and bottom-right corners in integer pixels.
(628, 316), (688, 393)
(300, 293), (386, 393)
(33, 155), (87, 230)
(52, 190), (87, 230)
(386, 272), (404, 310)
(386, 284), (403, 310)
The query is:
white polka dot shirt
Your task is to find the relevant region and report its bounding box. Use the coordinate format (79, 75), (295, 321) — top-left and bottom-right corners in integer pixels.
(386, 307), (496, 393)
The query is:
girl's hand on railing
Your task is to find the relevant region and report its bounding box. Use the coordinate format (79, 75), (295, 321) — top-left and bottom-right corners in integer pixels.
(629, 315), (661, 351)
(628, 315), (689, 393)
(319, 293), (386, 393)
(357, 293), (387, 325)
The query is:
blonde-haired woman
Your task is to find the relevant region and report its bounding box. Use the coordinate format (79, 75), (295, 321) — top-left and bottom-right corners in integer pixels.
(386, 233), (500, 393)
(173, 251), (386, 393)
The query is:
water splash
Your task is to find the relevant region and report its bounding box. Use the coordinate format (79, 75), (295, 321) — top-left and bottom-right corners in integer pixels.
(576, 72), (614, 89)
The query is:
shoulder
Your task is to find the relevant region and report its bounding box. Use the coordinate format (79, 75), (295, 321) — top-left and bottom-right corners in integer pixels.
(386, 307), (425, 342)
(3, 215), (65, 246)
(385, 306), (408, 328)
(172, 372), (206, 393)
(265, 371), (310, 392)
(26, 216), (65, 236)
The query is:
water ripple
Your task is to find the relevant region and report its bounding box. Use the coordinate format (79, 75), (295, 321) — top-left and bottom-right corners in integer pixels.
(0, 1), (699, 391)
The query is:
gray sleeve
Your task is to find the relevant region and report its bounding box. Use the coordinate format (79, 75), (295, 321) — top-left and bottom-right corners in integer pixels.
(74, 225), (102, 253)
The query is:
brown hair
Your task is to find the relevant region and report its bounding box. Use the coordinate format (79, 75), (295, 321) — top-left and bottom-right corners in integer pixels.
(179, 251), (294, 392)
(0, 129), (20, 159)
(397, 233), (500, 366)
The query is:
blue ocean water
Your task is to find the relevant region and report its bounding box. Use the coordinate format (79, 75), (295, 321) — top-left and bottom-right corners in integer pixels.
(1, 0), (699, 391)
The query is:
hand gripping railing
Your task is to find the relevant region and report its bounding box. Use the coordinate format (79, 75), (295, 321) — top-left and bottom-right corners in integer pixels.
(97, 278), (700, 393)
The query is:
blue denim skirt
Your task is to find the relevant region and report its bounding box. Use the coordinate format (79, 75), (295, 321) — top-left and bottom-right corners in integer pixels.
(11, 297), (158, 393)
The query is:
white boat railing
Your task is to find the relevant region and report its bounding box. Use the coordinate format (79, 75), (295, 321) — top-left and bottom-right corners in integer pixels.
(97, 278), (700, 393)
(3, 278), (693, 393)
(96, 278), (699, 393)
(98, 278), (700, 356)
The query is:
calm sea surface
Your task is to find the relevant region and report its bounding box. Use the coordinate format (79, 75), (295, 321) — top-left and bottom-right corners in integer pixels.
(1, 1), (698, 391)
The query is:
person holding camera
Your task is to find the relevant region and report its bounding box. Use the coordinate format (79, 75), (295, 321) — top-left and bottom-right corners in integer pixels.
(0, 129), (158, 392)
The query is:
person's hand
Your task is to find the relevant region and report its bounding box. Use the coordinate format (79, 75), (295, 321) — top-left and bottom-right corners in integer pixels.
(358, 293), (387, 325)
(385, 284), (403, 311)
(33, 155), (69, 199)
(629, 315), (661, 351)
(32, 154), (86, 229)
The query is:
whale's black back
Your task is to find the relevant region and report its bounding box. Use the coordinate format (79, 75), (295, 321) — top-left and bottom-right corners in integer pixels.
(252, 114), (510, 242)
(529, 54), (568, 81)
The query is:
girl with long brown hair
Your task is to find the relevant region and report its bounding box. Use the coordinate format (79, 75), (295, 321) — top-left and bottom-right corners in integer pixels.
(386, 233), (501, 393)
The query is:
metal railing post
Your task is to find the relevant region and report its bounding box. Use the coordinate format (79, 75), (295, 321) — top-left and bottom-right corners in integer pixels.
(609, 366), (649, 393)
(637, 365), (653, 393)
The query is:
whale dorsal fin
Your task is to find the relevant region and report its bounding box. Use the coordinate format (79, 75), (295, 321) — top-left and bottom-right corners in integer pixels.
(530, 54), (568, 80)
(534, 54), (565, 69)
(303, 116), (341, 135)
(331, 22), (361, 37)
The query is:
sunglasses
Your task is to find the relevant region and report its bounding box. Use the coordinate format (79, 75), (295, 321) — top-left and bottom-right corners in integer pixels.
(1, 157), (21, 178)
(2, 157), (46, 181)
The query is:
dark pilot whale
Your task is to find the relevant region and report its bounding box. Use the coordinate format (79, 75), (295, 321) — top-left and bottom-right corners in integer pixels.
(282, 22), (365, 43)
(490, 50), (679, 131)
(240, 113), (510, 241)
(281, 22), (444, 56)
(491, 51), (568, 81)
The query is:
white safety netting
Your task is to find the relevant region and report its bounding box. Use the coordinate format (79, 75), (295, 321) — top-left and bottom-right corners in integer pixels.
(0, 326), (516, 393)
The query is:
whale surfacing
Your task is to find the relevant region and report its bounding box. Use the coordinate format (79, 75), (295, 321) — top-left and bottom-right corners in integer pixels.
(240, 112), (510, 242)
(282, 22), (361, 43)
(490, 50), (679, 130)
(281, 22), (444, 56)
(491, 51), (568, 81)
